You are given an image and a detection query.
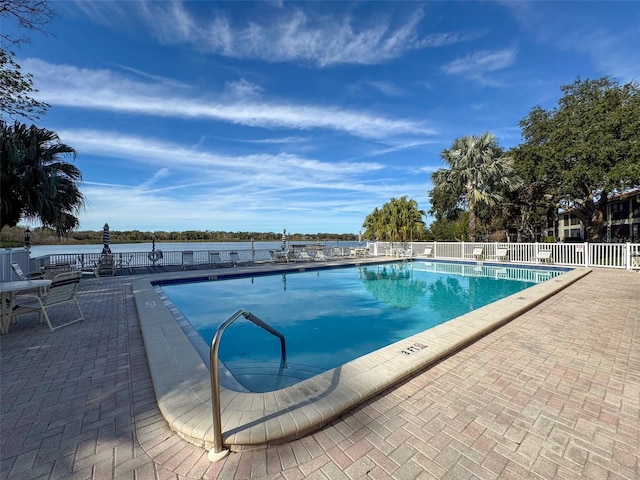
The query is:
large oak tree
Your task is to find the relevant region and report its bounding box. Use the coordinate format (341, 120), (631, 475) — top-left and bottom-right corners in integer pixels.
(514, 77), (640, 241)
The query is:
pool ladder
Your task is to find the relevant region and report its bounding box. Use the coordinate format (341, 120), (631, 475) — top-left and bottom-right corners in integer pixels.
(208, 308), (287, 461)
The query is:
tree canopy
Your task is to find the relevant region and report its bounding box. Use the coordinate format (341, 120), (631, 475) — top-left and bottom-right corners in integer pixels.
(429, 132), (521, 242)
(1, 121), (84, 235)
(0, 0), (53, 120)
(513, 77), (640, 241)
(362, 196), (426, 242)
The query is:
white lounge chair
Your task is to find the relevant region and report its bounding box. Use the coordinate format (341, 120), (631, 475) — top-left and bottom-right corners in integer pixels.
(182, 251), (198, 270)
(209, 252), (229, 268)
(468, 246), (484, 260)
(493, 248), (509, 261)
(11, 271), (84, 332)
(535, 250), (553, 263)
(230, 251), (249, 266)
(422, 247), (433, 258)
(295, 250), (314, 262)
(314, 250), (328, 261)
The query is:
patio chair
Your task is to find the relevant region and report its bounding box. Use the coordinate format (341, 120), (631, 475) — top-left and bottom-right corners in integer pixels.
(229, 251), (249, 266)
(314, 250), (328, 261)
(493, 248), (509, 261)
(295, 250), (314, 262)
(119, 254), (135, 274)
(535, 250), (553, 263)
(468, 246), (484, 260)
(93, 255), (115, 278)
(209, 251), (230, 268)
(11, 262), (45, 281)
(422, 247), (433, 258)
(10, 271), (84, 332)
(632, 253), (640, 272)
(182, 251), (198, 270)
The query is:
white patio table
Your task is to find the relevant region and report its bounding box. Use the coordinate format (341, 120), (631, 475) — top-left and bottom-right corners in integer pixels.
(0, 279), (52, 334)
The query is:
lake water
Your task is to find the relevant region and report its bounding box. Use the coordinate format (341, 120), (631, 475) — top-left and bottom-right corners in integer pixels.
(28, 241), (361, 258)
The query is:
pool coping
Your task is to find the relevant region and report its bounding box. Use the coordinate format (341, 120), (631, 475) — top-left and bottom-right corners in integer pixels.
(131, 258), (591, 451)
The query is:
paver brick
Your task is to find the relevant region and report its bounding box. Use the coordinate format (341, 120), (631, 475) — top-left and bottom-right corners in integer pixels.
(1, 268), (639, 479)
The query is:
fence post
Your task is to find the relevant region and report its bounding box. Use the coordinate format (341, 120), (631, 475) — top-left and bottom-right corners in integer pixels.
(626, 242), (631, 270)
(584, 242), (589, 267)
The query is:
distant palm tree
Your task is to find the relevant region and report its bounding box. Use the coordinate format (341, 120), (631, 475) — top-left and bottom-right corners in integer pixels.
(363, 196), (425, 242)
(431, 132), (521, 242)
(1, 121), (84, 235)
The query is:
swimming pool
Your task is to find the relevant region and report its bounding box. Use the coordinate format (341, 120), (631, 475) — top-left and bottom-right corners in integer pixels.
(159, 260), (565, 393)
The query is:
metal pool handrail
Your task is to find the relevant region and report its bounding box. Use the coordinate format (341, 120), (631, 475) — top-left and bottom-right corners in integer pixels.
(208, 308), (287, 461)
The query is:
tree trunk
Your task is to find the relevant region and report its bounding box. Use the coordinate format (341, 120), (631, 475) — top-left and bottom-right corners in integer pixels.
(469, 201), (477, 242)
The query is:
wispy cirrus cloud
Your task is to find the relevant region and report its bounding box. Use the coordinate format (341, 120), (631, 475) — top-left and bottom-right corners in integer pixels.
(63, 128), (428, 231)
(71, 0), (483, 67)
(441, 48), (517, 85)
(25, 59), (434, 139)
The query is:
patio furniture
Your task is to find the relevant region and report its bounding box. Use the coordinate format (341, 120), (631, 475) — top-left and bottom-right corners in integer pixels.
(182, 251), (198, 270)
(492, 248), (509, 261)
(467, 246), (484, 260)
(535, 250), (553, 263)
(11, 262), (45, 281)
(209, 252), (230, 267)
(93, 255), (115, 278)
(44, 262), (73, 279)
(0, 278), (52, 334)
(10, 271), (83, 332)
(230, 251), (249, 266)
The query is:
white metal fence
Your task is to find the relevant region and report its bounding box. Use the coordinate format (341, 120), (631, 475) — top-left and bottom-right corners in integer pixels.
(373, 241), (640, 270)
(1, 241), (639, 282)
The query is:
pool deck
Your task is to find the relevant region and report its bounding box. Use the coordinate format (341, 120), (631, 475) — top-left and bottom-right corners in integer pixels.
(1, 262), (639, 479)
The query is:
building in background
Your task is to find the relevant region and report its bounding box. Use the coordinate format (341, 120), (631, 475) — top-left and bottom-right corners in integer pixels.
(557, 189), (640, 242)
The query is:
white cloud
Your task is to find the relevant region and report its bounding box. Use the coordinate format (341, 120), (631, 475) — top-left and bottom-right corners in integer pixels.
(25, 59), (433, 140)
(71, 1), (480, 67)
(58, 127), (428, 232)
(441, 48), (518, 85)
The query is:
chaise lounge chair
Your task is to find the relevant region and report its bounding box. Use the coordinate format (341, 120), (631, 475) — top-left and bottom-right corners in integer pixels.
(209, 252), (230, 268)
(229, 251), (249, 266)
(492, 247), (509, 261)
(422, 247), (433, 258)
(535, 250), (553, 263)
(294, 250), (314, 262)
(182, 251), (198, 270)
(468, 246), (484, 260)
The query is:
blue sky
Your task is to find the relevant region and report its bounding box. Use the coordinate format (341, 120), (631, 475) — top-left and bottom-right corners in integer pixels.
(6, 1), (640, 234)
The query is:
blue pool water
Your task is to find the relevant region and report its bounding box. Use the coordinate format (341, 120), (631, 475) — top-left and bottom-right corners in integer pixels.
(160, 261), (564, 392)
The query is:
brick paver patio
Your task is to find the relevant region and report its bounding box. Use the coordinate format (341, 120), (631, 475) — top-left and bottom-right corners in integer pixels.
(1, 267), (638, 479)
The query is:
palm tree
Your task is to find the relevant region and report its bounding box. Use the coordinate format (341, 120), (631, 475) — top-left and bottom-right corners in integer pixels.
(430, 132), (521, 242)
(362, 196), (425, 242)
(1, 120), (84, 235)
